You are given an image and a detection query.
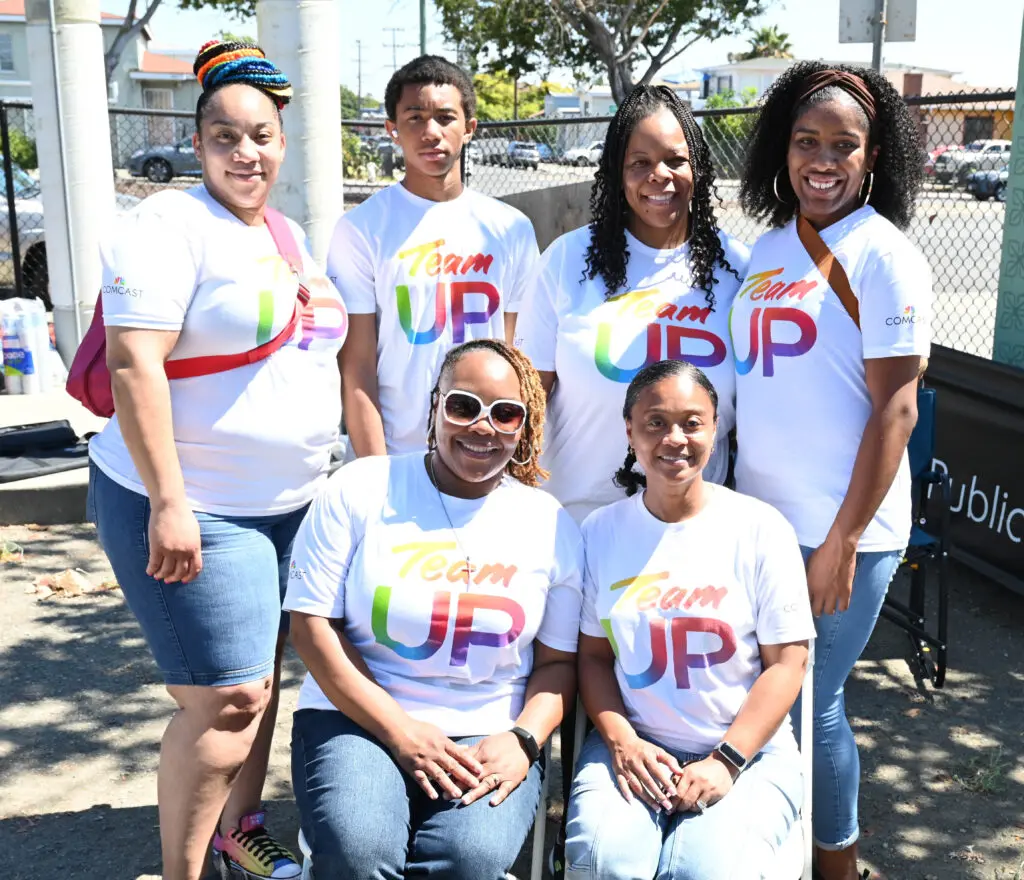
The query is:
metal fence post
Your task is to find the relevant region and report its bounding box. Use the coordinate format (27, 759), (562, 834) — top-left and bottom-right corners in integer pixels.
(0, 102), (24, 299)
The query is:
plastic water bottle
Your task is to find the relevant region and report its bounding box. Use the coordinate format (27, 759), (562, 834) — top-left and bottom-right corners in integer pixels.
(0, 298), (49, 394)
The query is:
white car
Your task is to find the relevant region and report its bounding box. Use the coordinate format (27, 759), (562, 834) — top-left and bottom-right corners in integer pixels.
(563, 140), (604, 166)
(0, 159), (139, 309)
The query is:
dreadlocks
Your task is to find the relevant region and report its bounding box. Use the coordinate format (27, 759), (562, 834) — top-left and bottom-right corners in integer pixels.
(583, 84), (739, 308)
(426, 339), (549, 488)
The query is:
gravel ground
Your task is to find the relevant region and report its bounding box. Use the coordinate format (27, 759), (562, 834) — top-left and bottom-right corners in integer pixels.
(1, 523), (1022, 880)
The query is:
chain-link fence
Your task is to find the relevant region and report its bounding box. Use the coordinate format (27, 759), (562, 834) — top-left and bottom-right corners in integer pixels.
(0, 90), (1014, 358)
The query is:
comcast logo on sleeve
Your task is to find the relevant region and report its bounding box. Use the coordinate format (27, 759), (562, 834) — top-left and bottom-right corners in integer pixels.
(886, 305), (924, 326)
(103, 275), (143, 298)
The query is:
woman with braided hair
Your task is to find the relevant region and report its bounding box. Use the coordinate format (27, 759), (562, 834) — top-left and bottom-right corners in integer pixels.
(284, 339), (582, 880)
(87, 40), (347, 880)
(733, 62), (932, 879)
(564, 360), (814, 879)
(516, 84), (747, 525)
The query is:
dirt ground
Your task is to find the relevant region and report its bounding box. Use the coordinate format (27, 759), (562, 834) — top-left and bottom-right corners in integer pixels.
(1, 522), (1022, 880)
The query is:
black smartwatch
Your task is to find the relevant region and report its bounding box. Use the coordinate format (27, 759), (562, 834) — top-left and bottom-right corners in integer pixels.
(510, 726), (541, 765)
(712, 741), (749, 776)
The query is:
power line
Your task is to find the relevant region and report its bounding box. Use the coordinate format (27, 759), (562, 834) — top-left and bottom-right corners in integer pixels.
(383, 27), (405, 73)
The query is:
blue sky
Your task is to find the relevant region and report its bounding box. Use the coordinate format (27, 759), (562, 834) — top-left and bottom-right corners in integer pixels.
(127, 0), (1021, 100)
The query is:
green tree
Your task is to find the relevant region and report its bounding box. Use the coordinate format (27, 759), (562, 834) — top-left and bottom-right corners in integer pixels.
(340, 85), (380, 119)
(8, 130), (38, 171)
(104, 0), (254, 85)
(473, 72), (551, 121)
(702, 87), (757, 179)
(435, 0), (774, 106)
(437, 0), (551, 118)
(730, 24), (793, 61)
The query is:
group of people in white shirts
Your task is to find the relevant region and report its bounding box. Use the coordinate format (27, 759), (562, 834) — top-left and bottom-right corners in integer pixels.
(85, 39), (932, 880)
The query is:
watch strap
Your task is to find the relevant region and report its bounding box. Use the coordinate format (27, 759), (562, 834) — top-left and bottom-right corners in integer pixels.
(713, 741), (749, 773)
(510, 726), (541, 765)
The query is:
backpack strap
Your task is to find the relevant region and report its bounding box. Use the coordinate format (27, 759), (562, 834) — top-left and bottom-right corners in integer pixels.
(796, 214), (860, 330)
(164, 208), (310, 380)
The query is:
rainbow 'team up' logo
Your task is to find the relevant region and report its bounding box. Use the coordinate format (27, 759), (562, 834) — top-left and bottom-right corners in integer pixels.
(113, 275), (125, 285)
(730, 268), (819, 377)
(370, 541), (525, 666)
(600, 572), (737, 690)
(592, 286), (727, 383)
(393, 238), (500, 345)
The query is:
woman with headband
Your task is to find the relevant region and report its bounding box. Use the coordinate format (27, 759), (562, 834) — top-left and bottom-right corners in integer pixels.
(734, 62), (931, 879)
(87, 40), (347, 880)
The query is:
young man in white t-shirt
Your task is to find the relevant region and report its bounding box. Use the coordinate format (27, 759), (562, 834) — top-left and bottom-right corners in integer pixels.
(330, 55), (539, 458)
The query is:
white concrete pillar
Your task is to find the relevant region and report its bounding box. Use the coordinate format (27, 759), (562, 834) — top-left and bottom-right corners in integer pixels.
(26, 0), (116, 363)
(257, 0), (343, 264)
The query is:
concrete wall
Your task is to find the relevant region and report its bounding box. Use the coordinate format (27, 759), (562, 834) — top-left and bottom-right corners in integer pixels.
(499, 180), (592, 252)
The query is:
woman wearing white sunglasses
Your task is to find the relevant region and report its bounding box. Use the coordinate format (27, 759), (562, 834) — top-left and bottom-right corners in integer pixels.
(283, 339), (583, 879)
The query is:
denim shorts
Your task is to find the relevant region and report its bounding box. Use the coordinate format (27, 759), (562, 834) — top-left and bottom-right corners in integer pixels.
(87, 460), (309, 688)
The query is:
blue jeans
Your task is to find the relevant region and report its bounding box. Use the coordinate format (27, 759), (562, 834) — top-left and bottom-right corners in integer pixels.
(88, 460), (308, 687)
(795, 545), (902, 850)
(564, 730), (802, 880)
(291, 708), (544, 880)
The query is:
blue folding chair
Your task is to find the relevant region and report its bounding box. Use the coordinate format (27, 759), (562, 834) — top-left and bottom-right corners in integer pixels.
(879, 383), (950, 687)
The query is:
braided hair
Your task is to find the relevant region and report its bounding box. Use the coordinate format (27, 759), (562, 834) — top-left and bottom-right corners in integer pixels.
(193, 39), (293, 130)
(613, 360), (719, 497)
(740, 61), (923, 230)
(584, 84), (739, 308)
(426, 340), (549, 488)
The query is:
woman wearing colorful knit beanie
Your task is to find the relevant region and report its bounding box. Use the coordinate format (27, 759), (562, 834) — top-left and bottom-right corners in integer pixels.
(87, 40), (349, 880)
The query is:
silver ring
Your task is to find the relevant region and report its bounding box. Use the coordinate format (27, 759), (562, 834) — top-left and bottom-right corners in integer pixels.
(490, 773), (502, 787)
(695, 798), (708, 813)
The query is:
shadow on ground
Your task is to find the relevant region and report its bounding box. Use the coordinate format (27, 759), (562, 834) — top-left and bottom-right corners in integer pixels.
(1, 524), (1022, 879)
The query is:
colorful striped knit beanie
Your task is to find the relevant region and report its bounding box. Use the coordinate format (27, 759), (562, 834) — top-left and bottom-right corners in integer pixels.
(193, 39), (293, 109)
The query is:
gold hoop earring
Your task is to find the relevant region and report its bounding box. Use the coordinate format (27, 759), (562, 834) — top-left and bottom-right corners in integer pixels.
(860, 171), (874, 206)
(511, 449), (533, 466)
(773, 167), (791, 204)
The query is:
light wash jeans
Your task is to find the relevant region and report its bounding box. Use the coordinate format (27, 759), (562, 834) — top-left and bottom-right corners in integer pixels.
(794, 545), (903, 850)
(564, 730), (802, 880)
(291, 708), (543, 880)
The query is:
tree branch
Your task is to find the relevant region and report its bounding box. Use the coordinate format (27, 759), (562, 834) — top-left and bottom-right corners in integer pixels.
(618, 0), (671, 63)
(104, 0), (163, 85)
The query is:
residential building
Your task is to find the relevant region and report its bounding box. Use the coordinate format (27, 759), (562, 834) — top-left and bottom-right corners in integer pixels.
(695, 56), (1014, 150)
(0, 1), (200, 161)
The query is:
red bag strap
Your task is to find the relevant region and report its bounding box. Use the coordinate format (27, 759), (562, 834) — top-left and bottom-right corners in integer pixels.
(796, 214), (860, 329)
(164, 208), (310, 380)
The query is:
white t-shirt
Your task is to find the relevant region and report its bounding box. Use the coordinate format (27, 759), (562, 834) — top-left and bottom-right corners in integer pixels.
(283, 453), (584, 736)
(731, 207), (932, 551)
(88, 186), (348, 516)
(328, 184), (539, 455)
(580, 487), (815, 755)
(516, 226), (750, 524)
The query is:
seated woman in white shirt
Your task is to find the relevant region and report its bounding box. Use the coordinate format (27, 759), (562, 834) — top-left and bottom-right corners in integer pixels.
(564, 360), (815, 880)
(283, 339), (583, 880)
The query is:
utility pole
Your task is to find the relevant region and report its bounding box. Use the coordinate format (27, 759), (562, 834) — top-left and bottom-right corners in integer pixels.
(419, 0), (426, 55)
(384, 27), (403, 72)
(356, 38), (363, 112)
(870, 0), (888, 74)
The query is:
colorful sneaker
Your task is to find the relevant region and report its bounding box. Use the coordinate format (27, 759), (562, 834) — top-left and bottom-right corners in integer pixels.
(213, 811), (301, 879)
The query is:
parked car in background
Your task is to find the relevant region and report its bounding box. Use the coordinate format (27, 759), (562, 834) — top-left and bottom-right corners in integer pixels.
(127, 138), (202, 183)
(563, 140), (604, 166)
(924, 144), (958, 177)
(966, 167), (1009, 202)
(507, 141), (541, 170)
(933, 139), (1012, 186)
(536, 143), (557, 162)
(0, 159), (140, 309)
(478, 138), (510, 166)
